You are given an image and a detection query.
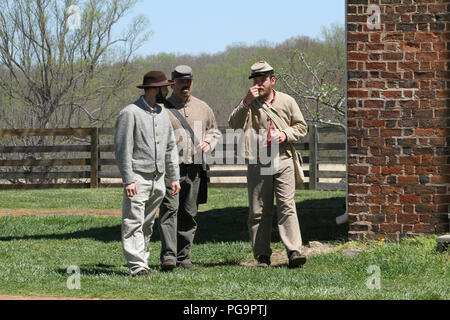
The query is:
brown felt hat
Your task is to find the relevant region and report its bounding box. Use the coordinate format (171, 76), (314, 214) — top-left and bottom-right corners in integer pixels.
(136, 71), (174, 89)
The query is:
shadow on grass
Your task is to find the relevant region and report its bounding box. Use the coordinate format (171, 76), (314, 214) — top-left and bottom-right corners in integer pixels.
(0, 225), (121, 242)
(0, 197), (347, 244)
(57, 263), (130, 277)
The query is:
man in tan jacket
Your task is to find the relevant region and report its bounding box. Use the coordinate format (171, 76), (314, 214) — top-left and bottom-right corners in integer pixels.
(228, 61), (308, 268)
(159, 65), (221, 271)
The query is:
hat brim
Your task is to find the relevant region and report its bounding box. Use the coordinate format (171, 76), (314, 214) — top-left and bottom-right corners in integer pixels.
(172, 75), (193, 80)
(248, 71), (274, 79)
(136, 80), (175, 89)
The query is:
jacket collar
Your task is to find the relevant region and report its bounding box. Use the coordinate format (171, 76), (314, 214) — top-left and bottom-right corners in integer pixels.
(134, 95), (161, 113)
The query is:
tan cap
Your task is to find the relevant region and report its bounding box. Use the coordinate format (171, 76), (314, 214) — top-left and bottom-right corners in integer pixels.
(249, 60), (274, 79)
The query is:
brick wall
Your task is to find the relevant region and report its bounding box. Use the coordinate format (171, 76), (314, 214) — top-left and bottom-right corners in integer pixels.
(347, 0), (450, 240)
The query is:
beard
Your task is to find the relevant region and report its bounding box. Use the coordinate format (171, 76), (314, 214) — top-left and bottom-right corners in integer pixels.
(257, 85), (273, 100)
(156, 88), (166, 103)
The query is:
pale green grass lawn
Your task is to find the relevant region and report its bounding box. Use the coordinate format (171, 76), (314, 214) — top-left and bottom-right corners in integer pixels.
(0, 188), (448, 300)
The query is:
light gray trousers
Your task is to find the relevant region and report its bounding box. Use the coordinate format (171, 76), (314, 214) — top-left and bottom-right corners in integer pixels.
(121, 171), (165, 275)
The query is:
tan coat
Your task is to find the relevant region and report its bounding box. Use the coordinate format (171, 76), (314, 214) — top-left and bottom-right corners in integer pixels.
(165, 95), (221, 165)
(229, 89), (308, 259)
(228, 90), (308, 159)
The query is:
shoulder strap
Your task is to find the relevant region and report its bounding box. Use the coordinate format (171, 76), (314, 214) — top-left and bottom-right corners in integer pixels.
(258, 101), (297, 157)
(164, 100), (201, 147)
(258, 101), (286, 131)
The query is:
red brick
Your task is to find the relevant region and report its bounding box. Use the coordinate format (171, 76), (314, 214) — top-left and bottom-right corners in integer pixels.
(400, 195), (421, 203)
(415, 32), (439, 40)
(434, 195), (450, 204)
(416, 52), (438, 61)
(379, 224), (402, 233)
(397, 214), (419, 224)
(419, 214), (431, 223)
(364, 100), (384, 108)
(363, 120), (385, 127)
(382, 166), (403, 175)
(382, 52), (404, 60)
(398, 176), (418, 184)
(348, 52), (369, 61)
(383, 205), (403, 214)
(413, 224), (435, 233)
(400, 42), (421, 51)
(383, 91), (403, 98)
(348, 90), (369, 98)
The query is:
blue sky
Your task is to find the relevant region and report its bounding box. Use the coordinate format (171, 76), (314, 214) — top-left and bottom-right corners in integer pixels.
(118, 0), (345, 56)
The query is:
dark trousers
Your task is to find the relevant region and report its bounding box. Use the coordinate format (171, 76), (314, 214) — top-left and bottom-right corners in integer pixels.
(159, 164), (202, 263)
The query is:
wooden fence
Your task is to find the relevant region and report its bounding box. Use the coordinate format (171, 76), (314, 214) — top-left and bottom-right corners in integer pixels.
(0, 125), (346, 190)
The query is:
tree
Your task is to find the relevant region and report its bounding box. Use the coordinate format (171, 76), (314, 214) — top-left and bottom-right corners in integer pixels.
(0, 0), (149, 130)
(277, 23), (346, 129)
(0, 0), (149, 184)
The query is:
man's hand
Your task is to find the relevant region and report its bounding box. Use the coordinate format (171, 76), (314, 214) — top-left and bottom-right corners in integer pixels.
(243, 85), (260, 106)
(198, 141), (211, 153)
(270, 130), (287, 144)
(124, 183), (138, 198)
(171, 181), (181, 196)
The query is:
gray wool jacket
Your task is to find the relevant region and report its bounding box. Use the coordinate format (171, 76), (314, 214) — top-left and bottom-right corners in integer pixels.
(114, 96), (180, 185)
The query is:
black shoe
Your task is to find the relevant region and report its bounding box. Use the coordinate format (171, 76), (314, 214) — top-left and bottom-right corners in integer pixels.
(288, 251), (306, 268)
(256, 255), (271, 267)
(177, 260), (196, 269)
(161, 260), (176, 272)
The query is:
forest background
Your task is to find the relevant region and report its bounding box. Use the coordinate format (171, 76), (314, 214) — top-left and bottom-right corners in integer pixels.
(0, 0), (346, 132)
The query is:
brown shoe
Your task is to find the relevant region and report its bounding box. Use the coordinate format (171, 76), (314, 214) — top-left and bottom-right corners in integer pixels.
(177, 260), (196, 270)
(288, 251), (306, 268)
(256, 255), (271, 267)
(161, 260), (176, 272)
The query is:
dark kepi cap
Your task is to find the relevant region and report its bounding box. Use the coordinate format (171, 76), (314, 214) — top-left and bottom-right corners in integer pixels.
(136, 71), (174, 89)
(172, 65), (193, 80)
(248, 60), (274, 79)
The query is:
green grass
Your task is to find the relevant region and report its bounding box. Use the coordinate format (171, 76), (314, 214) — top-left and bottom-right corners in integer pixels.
(0, 188), (448, 300)
(0, 188), (125, 211)
(0, 187), (345, 212)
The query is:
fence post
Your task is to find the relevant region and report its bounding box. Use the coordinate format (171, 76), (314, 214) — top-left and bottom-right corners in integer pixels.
(309, 124), (318, 190)
(90, 127), (99, 188)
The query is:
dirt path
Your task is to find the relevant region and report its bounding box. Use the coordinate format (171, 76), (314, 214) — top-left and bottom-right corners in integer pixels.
(0, 209), (121, 216)
(0, 295), (102, 300)
(240, 241), (340, 267)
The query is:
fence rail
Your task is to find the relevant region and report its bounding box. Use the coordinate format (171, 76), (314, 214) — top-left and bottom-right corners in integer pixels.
(0, 125), (346, 190)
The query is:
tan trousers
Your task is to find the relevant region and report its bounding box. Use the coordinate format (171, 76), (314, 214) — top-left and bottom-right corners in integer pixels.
(121, 171), (165, 275)
(247, 156), (303, 259)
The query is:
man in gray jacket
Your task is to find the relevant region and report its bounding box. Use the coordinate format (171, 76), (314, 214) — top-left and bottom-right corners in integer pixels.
(115, 70), (181, 276)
